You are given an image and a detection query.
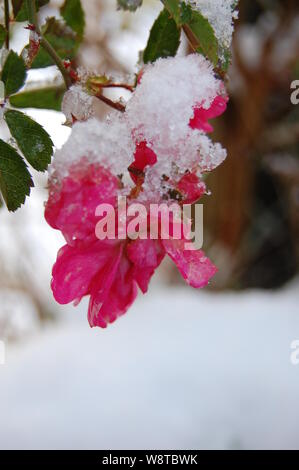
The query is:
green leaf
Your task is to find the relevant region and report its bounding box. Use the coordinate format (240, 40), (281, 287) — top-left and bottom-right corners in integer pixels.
(61, 0), (85, 38)
(0, 25), (7, 49)
(117, 0), (143, 12)
(12, 0), (25, 18)
(222, 48), (231, 72)
(0, 139), (33, 212)
(143, 8), (181, 64)
(184, 9), (218, 66)
(26, 17), (78, 68)
(179, 1), (192, 24)
(1, 51), (27, 97)
(161, 0), (180, 24)
(5, 110), (54, 172)
(14, 0), (49, 22)
(163, 1), (220, 67)
(10, 86), (65, 111)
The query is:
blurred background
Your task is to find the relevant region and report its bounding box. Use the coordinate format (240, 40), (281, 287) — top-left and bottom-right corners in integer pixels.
(0, 0), (298, 450)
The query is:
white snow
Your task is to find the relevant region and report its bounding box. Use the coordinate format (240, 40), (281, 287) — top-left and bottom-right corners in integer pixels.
(186, 1), (239, 59)
(50, 115), (135, 179)
(125, 54), (226, 200)
(62, 85), (95, 124)
(0, 279), (299, 450)
(51, 54), (227, 201)
(126, 54), (222, 149)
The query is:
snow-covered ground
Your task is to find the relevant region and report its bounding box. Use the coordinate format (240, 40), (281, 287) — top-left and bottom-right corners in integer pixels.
(1, 0), (298, 452)
(0, 280), (298, 450)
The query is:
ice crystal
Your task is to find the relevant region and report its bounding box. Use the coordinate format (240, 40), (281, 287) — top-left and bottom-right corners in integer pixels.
(62, 85), (95, 124)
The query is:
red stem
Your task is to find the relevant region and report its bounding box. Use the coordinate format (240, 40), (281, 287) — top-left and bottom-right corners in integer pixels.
(95, 94), (126, 113)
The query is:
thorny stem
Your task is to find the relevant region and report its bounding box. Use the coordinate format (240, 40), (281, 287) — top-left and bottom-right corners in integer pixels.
(4, 0), (9, 49)
(95, 93), (126, 113)
(39, 37), (72, 88)
(26, 0), (72, 89)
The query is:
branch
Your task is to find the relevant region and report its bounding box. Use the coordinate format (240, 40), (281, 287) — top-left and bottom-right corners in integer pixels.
(4, 0), (9, 49)
(26, 0), (72, 89)
(95, 94), (126, 113)
(100, 83), (134, 92)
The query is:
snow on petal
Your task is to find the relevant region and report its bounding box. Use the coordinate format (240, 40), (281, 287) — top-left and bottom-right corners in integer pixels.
(126, 54), (223, 149)
(190, 95), (229, 133)
(177, 172), (206, 204)
(44, 53), (229, 328)
(128, 140), (157, 184)
(49, 115), (135, 180)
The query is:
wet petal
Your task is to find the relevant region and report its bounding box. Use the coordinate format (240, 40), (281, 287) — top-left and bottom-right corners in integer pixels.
(190, 95), (228, 133)
(177, 172), (206, 204)
(45, 161), (119, 245)
(51, 240), (118, 305)
(129, 141), (157, 184)
(88, 252), (138, 328)
(163, 238), (217, 288)
(126, 238), (165, 293)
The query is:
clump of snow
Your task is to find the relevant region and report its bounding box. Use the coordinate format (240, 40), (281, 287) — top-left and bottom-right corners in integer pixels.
(186, 1), (238, 59)
(62, 85), (95, 124)
(50, 114), (135, 179)
(125, 54), (226, 200)
(51, 55), (227, 201)
(194, 133), (227, 172)
(136, 131), (226, 203)
(126, 54), (222, 148)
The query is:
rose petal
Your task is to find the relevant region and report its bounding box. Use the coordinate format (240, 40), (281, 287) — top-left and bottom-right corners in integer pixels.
(45, 161), (119, 245)
(177, 172), (206, 204)
(51, 240), (118, 305)
(163, 238), (218, 288)
(129, 141), (157, 183)
(126, 238), (165, 293)
(88, 252), (138, 328)
(189, 95), (228, 133)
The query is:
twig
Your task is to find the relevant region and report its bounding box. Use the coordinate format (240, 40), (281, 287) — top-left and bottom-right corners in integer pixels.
(39, 37), (72, 88)
(100, 83), (134, 92)
(95, 94), (126, 113)
(4, 0), (9, 49)
(26, 0), (72, 89)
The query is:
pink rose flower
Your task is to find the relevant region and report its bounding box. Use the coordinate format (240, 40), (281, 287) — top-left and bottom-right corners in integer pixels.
(45, 161), (217, 328)
(189, 95), (228, 133)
